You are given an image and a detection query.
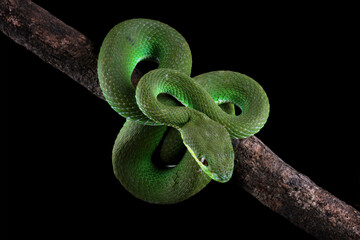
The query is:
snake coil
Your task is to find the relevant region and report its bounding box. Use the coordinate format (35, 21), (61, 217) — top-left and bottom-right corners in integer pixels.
(98, 18), (270, 204)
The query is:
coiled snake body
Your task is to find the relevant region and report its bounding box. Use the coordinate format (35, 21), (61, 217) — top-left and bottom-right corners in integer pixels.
(98, 19), (270, 204)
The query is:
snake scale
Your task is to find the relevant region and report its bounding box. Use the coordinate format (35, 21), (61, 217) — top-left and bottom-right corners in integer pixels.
(97, 18), (270, 204)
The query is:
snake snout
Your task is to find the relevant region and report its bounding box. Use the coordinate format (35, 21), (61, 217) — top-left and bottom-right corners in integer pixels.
(217, 172), (232, 183)
(211, 168), (233, 183)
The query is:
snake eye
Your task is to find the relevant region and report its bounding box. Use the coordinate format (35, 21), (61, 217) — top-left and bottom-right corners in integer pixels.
(200, 157), (208, 166)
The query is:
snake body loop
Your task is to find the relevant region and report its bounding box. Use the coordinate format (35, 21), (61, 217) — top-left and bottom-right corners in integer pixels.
(98, 19), (192, 124)
(98, 18), (270, 204)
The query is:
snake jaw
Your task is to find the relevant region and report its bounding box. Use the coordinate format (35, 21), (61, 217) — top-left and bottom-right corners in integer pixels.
(183, 141), (232, 183)
(197, 154), (232, 183)
(199, 157), (231, 183)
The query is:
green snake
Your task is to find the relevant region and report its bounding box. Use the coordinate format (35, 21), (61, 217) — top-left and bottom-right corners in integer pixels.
(97, 18), (270, 204)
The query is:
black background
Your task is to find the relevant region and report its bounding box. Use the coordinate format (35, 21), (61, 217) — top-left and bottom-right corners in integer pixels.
(1, 1), (359, 239)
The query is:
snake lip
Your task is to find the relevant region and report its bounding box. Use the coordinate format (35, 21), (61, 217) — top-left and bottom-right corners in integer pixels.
(213, 171), (232, 183)
(205, 167), (232, 183)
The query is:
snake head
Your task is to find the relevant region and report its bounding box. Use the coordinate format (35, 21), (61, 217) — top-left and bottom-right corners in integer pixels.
(180, 113), (234, 183)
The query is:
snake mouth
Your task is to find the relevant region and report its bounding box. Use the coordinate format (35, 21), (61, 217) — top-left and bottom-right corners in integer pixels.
(199, 156), (232, 183)
(183, 142), (232, 183)
(200, 158), (232, 183)
(210, 171), (232, 183)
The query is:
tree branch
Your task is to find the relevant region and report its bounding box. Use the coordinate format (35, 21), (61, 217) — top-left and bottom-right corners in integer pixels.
(233, 137), (360, 239)
(0, 0), (102, 99)
(1, 1), (359, 239)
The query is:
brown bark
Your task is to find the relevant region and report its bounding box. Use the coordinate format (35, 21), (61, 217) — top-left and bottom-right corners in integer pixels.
(1, 1), (359, 239)
(234, 137), (360, 239)
(0, 0), (102, 99)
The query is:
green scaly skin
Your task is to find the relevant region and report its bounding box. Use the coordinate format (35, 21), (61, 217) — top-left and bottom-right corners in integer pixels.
(98, 18), (270, 204)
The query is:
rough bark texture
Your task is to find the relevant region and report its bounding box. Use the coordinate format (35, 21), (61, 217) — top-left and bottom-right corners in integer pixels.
(1, 1), (359, 239)
(233, 137), (360, 239)
(0, 0), (103, 99)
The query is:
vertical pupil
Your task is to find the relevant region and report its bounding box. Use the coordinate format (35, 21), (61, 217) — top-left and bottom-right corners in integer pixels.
(201, 157), (209, 166)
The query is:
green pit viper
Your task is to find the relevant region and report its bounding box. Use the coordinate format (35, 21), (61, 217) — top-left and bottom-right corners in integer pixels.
(97, 18), (270, 204)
